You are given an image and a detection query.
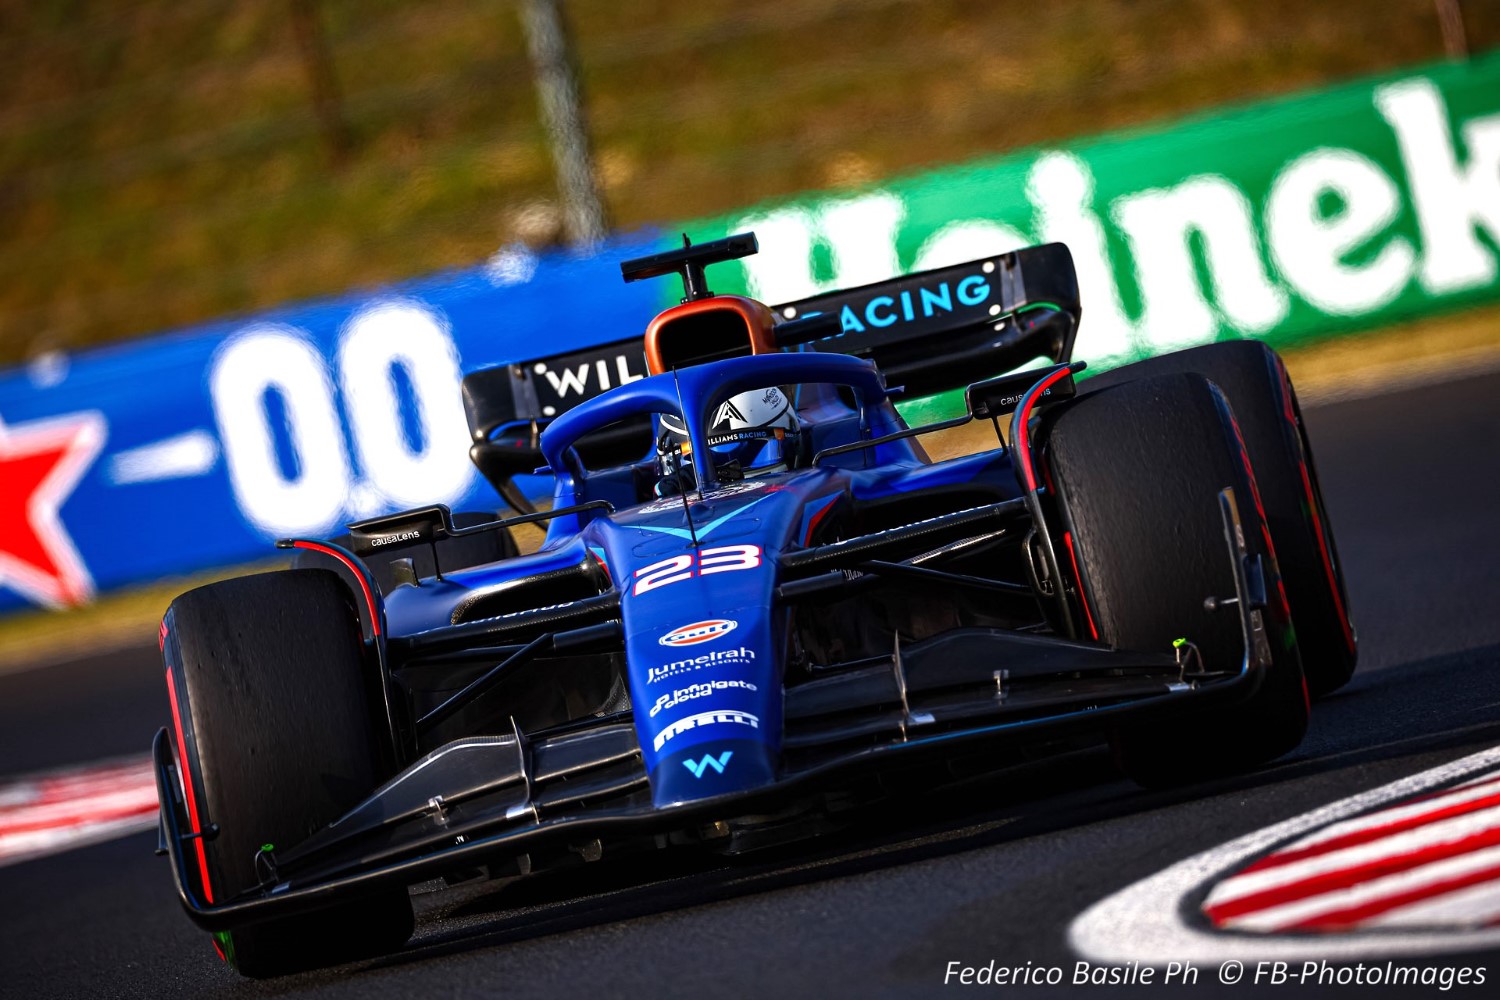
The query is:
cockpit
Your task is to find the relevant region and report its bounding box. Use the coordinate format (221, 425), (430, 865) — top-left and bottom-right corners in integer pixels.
(528, 233), (889, 508)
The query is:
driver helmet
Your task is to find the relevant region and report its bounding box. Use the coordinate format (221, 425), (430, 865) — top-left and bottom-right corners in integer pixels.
(656, 385), (801, 489)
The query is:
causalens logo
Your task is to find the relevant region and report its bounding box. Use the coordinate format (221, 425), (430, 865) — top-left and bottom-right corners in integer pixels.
(660, 619), (738, 647)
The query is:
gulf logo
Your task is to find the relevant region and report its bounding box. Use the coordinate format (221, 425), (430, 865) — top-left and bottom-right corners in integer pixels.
(659, 619), (737, 647)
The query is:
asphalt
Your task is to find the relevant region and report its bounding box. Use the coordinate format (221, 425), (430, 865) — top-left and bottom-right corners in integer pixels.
(2, 369), (1498, 999)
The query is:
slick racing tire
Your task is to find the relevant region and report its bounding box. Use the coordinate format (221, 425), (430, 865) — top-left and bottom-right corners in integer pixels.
(161, 570), (413, 978)
(1043, 373), (1310, 787)
(1084, 341), (1356, 696)
(294, 510), (521, 596)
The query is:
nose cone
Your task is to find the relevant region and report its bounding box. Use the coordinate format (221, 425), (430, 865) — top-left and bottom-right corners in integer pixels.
(650, 738), (777, 807)
(602, 481), (808, 809)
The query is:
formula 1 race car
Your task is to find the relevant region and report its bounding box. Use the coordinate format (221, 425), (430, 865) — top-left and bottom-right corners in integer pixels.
(153, 233), (1356, 977)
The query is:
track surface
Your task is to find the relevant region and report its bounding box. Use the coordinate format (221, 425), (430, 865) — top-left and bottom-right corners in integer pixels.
(2, 371), (1498, 998)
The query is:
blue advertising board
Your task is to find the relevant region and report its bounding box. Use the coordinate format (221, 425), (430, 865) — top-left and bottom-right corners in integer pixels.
(0, 235), (665, 612)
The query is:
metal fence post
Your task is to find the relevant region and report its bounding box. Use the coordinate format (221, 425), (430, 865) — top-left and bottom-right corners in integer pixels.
(1435, 0), (1469, 59)
(519, 0), (610, 246)
(289, 0), (354, 166)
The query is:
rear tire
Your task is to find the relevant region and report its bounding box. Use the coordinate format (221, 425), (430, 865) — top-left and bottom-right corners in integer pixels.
(1084, 342), (1356, 695)
(1043, 373), (1309, 786)
(162, 570), (413, 978)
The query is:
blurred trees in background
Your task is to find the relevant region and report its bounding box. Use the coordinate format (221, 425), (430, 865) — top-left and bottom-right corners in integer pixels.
(1, 0), (1496, 364)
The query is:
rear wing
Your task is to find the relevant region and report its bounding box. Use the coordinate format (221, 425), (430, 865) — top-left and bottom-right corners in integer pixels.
(462, 240), (1080, 505)
(770, 241), (1079, 397)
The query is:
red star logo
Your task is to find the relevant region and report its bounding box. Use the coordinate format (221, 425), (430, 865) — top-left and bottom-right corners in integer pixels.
(0, 412), (106, 608)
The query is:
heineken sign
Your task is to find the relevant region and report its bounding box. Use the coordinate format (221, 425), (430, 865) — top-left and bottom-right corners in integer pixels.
(684, 54), (1500, 379)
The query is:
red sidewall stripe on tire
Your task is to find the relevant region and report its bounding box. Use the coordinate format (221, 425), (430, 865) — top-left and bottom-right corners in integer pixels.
(163, 652), (214, 904)
(1274, 359), (1356, 655)
(1061, 529), (1099, 640)
(1296, 458), (1355, 651)
(1220, 397), (1310, 713)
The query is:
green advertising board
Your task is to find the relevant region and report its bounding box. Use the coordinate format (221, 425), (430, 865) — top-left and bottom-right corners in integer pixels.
(671, 53), (1500, 415)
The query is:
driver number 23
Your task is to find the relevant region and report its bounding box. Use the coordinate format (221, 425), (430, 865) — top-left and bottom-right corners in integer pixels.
(631, 545), (763, 596)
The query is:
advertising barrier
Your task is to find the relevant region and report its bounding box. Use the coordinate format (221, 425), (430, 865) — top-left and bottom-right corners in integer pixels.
(694, 54), (1500, 417)
(0, 239), (662, 611)
(1, 54), (1498, 611)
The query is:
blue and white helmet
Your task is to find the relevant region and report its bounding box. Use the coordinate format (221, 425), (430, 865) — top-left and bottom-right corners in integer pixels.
(657, 385), (801, 480)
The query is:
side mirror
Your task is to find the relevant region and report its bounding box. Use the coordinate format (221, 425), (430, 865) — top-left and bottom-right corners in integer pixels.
(965, 367), (1077, 419)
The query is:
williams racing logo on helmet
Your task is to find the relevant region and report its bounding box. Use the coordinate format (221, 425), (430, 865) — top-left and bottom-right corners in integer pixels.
(712, 387), (788, 430)
(656, 384), (803, 479)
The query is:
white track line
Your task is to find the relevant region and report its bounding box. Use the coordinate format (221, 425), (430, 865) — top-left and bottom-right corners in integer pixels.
(1068, 747), (1500, 964)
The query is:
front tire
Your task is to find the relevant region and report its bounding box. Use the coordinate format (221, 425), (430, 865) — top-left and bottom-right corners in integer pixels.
(161, 569), (413, 977)
(1084, 342), (1356, 695)
(1043, 372), (1309, 786)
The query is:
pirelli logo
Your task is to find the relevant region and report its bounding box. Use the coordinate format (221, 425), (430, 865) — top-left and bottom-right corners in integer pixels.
(652, 709), (759, 753)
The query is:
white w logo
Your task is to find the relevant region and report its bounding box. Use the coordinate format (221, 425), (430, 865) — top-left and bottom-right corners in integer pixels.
(682, 750), (734, 779)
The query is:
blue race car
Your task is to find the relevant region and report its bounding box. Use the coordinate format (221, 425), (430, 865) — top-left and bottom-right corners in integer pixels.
(153, 233), (1355, 976)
